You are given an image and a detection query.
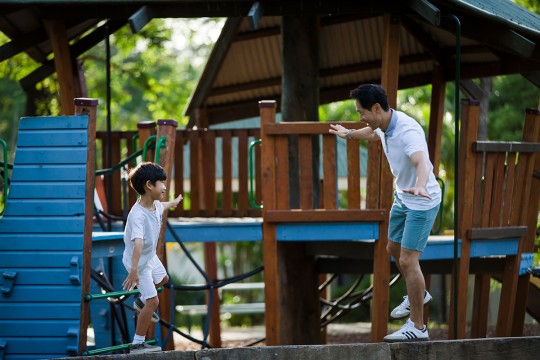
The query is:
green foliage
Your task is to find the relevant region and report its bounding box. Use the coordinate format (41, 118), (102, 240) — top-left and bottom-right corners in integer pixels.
(488, 75), (539, 141)
(513, 0), (540, 14)
(82, 19), (223, 132)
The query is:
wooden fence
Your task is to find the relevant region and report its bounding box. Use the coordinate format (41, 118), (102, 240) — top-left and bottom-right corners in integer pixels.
(96, 127), (262, 218)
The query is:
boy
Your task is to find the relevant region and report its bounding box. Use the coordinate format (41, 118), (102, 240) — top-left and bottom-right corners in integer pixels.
(122, 162), (183, 353)
(329, 84), (441, 342)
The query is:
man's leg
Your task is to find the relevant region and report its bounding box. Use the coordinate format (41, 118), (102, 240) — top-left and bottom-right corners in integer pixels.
(398, 248), (424, 329)
(387, 240), (402, 273)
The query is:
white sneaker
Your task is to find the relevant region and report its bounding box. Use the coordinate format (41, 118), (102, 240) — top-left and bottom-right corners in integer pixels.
(390, 290), (432, 319)
(384, 319), (429, 342)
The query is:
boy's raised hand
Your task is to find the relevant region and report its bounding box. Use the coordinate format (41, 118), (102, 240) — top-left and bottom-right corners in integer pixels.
(162, 194), (183, 209)
(172, 194), (183, 207)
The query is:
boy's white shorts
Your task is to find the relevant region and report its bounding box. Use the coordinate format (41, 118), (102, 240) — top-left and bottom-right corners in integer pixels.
(133, 255), (168, 302)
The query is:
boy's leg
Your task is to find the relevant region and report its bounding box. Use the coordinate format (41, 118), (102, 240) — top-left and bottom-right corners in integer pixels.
(135, 296), (159, 336)
(134, 265), (159, 340)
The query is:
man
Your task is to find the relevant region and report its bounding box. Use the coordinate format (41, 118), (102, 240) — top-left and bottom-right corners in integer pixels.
(329, 84), (441, 342)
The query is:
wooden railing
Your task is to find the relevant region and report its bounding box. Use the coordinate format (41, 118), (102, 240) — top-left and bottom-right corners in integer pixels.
(96, 127), (262, 219)
(258, 100), (393, 343)
(452, 100), (540, 339)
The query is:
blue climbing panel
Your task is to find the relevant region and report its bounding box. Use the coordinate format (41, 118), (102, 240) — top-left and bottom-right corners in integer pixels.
(0, 115), (90, 359)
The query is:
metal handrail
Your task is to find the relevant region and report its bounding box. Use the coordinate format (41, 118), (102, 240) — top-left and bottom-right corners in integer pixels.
(95, 148), (144, 177)
(84, 286), (163, 302)
(248, 139), (262, 209)
(431, 176), (446, 235)
(141, 135), (157, 162)
(154, 136), (167, 164)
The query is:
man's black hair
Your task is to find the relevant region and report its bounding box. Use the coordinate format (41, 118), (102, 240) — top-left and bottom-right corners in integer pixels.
(128, 162), (167, 195)
(350, 84), (390, 111)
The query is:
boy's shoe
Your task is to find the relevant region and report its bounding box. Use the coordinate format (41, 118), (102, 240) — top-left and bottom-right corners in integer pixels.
(129, 342), (162, 354)
(133, 298), (160, 323)
(390, 290), (432, 319)
(384, 319), (429, 342)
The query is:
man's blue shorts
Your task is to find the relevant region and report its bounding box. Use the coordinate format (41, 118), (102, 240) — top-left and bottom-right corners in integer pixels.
(388, 194), (440, 252)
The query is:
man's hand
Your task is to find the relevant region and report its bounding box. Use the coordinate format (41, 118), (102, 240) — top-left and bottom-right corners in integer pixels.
(402, 186), (432, 200)
(329, 124), (348, 139)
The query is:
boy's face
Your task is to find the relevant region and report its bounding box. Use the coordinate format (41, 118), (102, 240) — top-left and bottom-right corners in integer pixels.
(145, 179), (166, 201)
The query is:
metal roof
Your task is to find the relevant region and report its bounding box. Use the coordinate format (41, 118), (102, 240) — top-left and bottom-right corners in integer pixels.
(0, 0), (539, 125)
(184, 0), (540, 126)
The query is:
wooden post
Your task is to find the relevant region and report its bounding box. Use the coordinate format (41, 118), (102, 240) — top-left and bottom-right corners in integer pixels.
(371, 12), (400, 342)
(154, 119), (178, 350)
(195, 107), (221, 346)
(449, 99), (480, 339)
(45, 19), (77, 116)
(510, 108), (540, 335)
(279, 15), (321, 345)
(260, 100), (280, 345)
(74, 98), (99, 354)
(135, 121), (157, 207)
(427, 66), (446, 175)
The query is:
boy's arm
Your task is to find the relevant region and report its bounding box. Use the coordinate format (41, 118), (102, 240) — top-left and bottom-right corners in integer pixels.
(161, 194), (183, 210)
(122, 238), (143, 291)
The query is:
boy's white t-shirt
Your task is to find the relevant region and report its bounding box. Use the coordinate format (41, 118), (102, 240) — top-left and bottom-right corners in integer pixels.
(375, 110), (441, 211)
(123, 200), (164, 270)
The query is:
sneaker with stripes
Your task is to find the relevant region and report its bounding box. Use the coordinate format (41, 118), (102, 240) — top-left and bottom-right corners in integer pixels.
(383, 319), (429, 342)
(390, 290), (432, 319)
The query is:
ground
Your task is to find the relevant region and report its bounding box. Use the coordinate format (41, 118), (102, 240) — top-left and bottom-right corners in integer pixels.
(173, 323), (540, 350)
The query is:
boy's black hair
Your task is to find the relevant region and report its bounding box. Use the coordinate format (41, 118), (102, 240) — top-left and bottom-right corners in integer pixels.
(128, 162), (167, 195)
(350, 84), (390, 111)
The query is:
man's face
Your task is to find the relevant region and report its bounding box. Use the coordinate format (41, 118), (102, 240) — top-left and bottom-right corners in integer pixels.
(355, 100), (382, 130)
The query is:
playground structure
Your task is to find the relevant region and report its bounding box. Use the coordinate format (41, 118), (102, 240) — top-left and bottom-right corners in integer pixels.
(0, 97), (539, 359)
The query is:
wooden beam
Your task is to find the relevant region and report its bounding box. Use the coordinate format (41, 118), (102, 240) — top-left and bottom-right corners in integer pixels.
(439, 15), (538, 60)
(265, 209), (386, 223)
(474, 141), (540, 153)
(74, 97), (98, 354)
(522, 71), (540, 89)
(20, 19), (127, 91)
(259, 101), (280, 345)
(278, 15), (321, 345)
(154, 119), (178, 351)
(45, 18), (77, 115)
(0, 27), (48, 62)
(407, 0), (440, 26)
(184, 17), (242, 125)
(129, 6), (155, 33)
(427, 66), (445, 175)
(468, 226), (528, 240)
(460, 79), (484, 100)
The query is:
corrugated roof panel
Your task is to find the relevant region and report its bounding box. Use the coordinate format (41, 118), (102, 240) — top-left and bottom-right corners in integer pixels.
(448, 0), (540, 36)
(214, 34), (281, 88)
(207, 85), (281, 106)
